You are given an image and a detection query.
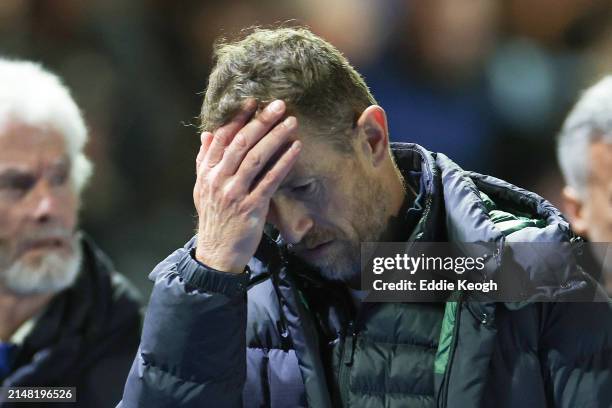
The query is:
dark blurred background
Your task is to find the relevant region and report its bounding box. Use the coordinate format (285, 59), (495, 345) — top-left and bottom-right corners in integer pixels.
(2, 0), (611, 296)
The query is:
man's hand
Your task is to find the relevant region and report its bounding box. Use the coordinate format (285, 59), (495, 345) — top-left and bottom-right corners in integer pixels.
(193, 99), (301, 273)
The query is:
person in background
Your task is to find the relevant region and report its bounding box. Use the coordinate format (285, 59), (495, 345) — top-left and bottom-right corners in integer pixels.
(0, 58), (141, 407)
(558, 76), (612, 294)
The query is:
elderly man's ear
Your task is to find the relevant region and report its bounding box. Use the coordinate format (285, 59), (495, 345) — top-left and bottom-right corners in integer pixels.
(562, 186), (589, 237)
(355, 105), (389, 168)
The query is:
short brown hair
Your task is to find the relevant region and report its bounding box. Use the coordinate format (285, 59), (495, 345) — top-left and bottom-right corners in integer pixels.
(200, 26), (377, 151)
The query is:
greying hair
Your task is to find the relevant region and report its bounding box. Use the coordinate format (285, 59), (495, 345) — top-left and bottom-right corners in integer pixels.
(557, 75), (612, 198)
(0, 58), (92, 193)
(200, 26), (377, 151)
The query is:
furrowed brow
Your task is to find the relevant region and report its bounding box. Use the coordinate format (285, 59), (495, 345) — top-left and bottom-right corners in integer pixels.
(0, 167), (30, 179)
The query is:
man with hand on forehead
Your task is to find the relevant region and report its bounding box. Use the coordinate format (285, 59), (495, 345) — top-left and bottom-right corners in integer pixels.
(193, 99), (305, 276)
(121, 27), (612, 407)
(0, 58), (141, 407)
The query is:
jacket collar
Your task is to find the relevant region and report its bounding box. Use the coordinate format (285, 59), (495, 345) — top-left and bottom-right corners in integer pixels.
(390, 144), (592, 309)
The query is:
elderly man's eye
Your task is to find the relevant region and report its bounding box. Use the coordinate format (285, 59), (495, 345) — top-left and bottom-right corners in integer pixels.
(0, 174), (35, 198)
(49, 169), (69, 186)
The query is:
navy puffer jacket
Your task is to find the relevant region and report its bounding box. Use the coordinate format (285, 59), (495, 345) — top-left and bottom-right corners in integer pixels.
(119, 144), (612, 407)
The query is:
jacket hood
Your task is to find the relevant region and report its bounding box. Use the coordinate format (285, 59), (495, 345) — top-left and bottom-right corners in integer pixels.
(391, 142), (597, 305)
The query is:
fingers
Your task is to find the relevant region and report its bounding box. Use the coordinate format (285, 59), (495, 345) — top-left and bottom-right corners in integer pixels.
(196, 132), (213, 174)
(203, 99), (257, 168)
(251, 140), (302, 199)
(202, 130), (214, 149)
(216, 100), (287, 175)
(236, 116), (297, 188)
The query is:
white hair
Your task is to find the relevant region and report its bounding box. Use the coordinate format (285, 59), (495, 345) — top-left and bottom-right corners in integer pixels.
(0, 58), (92, 192)
(557, 75), (612, 199)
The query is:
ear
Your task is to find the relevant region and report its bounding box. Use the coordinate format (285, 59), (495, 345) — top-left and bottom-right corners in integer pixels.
(355, 105), (389, 167)
(561, 186), (589, 237)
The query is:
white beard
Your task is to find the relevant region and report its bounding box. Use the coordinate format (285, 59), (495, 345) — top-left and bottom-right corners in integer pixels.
(0, 236), (82, 295)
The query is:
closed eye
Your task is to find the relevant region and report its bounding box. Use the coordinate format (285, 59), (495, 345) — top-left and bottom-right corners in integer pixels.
(291, 181), (315, 195)
(48, 165), (69, 186)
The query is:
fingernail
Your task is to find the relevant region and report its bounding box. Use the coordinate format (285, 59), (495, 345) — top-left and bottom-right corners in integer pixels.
(291, 140), (302, 151)
(268, 100), (284, 113)
(283, 116), (296, 128)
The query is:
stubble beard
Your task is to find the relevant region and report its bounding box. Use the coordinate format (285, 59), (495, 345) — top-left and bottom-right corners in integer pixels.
(315, 174), (389, 287)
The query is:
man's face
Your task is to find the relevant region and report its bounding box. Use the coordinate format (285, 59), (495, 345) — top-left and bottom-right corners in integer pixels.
(583, 140), (612, 242)
(267, 135), (388, 285)
(0, 122), (81, 295)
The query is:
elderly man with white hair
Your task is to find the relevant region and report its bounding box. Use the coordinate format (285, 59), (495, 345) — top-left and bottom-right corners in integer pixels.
(558, 76), (612, 293)
(0, 58), (141, 407)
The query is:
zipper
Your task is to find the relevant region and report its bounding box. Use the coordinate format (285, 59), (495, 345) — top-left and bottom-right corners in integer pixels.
(336, 278), (376, 406)
(437, 296), (463, 408)
(339, 320), (357, 407)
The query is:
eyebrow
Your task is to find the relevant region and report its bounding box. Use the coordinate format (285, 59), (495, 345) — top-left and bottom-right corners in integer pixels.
(0, 167), (31, 179)
(49, 155), (70, 168)
(0, 157), (70, 180)
(48, 158), (70, 173)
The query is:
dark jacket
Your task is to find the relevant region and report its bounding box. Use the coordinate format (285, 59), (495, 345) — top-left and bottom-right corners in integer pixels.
(1, 234), (142, 408)
(120, 143), (612, 408)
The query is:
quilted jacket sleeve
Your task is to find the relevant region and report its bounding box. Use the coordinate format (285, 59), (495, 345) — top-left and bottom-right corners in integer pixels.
(118, 239), (249, 408)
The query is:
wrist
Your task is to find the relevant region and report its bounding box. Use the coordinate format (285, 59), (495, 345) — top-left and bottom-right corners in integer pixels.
(194, 246), (246, 274)
(180, 248), (250, 297)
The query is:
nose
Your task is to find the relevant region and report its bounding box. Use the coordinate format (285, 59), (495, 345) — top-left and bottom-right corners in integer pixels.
(27, 181), (61, 224)
(268, 196), (314, 245)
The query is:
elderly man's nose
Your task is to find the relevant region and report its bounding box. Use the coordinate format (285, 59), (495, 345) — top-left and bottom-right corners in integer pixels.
(29, 184), (59, 223)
